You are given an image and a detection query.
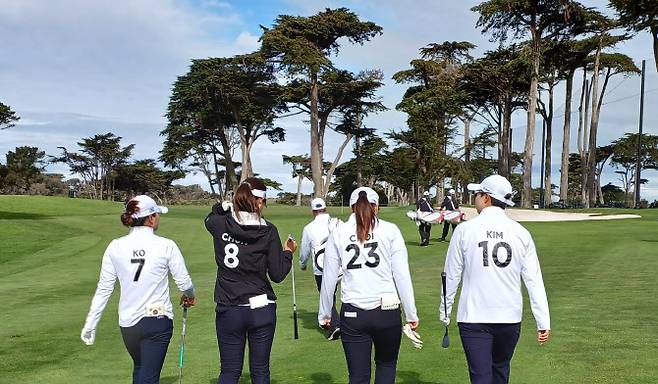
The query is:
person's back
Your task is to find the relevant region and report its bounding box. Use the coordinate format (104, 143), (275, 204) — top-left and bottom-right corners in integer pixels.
(205, 206), (289, 305)
(109, 227), (192, 326)
(330, 215), (414, 311)
(300, 212), (339, 275)
(448, 206), (546, 325)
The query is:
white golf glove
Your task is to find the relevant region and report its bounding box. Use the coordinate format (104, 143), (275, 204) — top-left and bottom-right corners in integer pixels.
(402, 324), (423, 349)
(80, 328), (96, 346)
(440, 316), (451, 327)
(221, 201), (233, 212)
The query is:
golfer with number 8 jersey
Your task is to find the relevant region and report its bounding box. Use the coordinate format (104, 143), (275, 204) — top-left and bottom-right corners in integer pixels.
(81, 195), (196, 384)
(319, 186), (419, 384)
(205, 177), (296, 384)
(440, 175), (550, 384)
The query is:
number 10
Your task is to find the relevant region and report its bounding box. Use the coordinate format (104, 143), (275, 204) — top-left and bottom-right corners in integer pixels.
(477, 240), (512, 268)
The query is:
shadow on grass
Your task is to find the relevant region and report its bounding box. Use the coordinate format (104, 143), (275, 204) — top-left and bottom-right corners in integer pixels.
(296, 308), (329, 338)
(397, 370), (442, 384)
(310, 372), (334, 383)
(201, 374), (279, 383)
(0, 211), (50, 220)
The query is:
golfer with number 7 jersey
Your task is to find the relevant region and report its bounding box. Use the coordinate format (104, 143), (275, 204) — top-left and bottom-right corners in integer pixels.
(440, 174), (550, 384)
(205, 177), (296, 384)
(319, 186), (419, 384)
(81, 195), (197, 384)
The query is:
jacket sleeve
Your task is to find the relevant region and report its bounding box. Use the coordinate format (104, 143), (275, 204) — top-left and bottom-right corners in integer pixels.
(441, 225), (464, 321)
(83, 241), (118, 330)
(521, 234), (551, 330)
(390, 225), (418, 322)
(168, 240), (195, 297)
(205, 202), (229, 234)
(299, 225), (312, 269)
(266, 224), (292, 283)
(318, 230), (341, 323)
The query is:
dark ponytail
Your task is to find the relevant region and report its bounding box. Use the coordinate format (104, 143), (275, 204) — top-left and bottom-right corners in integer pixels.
(120, 200), (148, 227)
(233, 177), (267, 219)
(353, 192), (377, 243)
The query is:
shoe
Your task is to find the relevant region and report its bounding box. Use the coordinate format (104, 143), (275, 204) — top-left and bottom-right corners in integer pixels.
(439, 238), (446, 242)
(420, 243), (429, 247)
(328, 327), (341, 341)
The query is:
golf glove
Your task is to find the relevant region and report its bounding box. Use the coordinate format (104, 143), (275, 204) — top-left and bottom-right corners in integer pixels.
(440, 316), (450, 327)
(221, 201), (233, 212)
(402, 323), (423, 349)
(80, 328), (96, 346)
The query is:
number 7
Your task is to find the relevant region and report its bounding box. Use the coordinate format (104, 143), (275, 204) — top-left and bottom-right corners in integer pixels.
(131, 258), (145, 281)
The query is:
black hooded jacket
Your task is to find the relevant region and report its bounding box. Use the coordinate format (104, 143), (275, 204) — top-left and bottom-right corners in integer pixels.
(205, 203), (292, 306)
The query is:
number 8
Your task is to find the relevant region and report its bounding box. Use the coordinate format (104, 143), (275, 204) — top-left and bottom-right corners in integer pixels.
(224, 243), (240, 268)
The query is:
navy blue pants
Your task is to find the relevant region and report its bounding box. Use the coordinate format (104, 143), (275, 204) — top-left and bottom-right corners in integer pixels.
(441, 222), (456, 240)
(120, 316), (173, 384)
(215, 303), (276, 384)
(315, 274), (340, 331)
(458, 322), (521, 384)
(340, 303), (402, 384)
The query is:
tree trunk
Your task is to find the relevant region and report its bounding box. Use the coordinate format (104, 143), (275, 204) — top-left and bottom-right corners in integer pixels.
(543, 84), (554, 208)
(651, 26), (658, 72)
(580, 74), (591, 206)
(296, 174), (303, 206)
(217, 132), (237, 195)
(500, 97), (512, 178)
(356, 134), (363, 187)
(586, 41), (602, 208)
(522, 34), (540, 208)
(322, 133), (353, 197)
(240, 140), (254, 182)
(560, 71), (574, 203)
(309, 71), (323, 197)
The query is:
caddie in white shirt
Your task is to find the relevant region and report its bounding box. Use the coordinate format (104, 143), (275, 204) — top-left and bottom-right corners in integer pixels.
(81, 195), (196, 384)
(440, 175), (550, 384)
(299, 197), (342, 340)
(319, 187), (419, 384)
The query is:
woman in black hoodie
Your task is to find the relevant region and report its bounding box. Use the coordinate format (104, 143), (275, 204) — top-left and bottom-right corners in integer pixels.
(205, 177), (296, 384)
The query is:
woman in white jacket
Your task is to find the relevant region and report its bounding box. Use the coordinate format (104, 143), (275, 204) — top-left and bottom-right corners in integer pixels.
(81, 195), (196, 384)
(319, 187), (419, 384)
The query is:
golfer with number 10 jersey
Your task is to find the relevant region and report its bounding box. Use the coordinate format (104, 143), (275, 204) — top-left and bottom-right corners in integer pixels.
(205, 177), (296, 384)
(440, 175), (550, 384)
(319, 186), (419, 384)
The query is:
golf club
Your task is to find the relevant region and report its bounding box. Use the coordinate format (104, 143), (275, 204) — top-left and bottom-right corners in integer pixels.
(441, 271), (450, 348)
(289, 234), (299, 340)
(178, 306), (188, 384)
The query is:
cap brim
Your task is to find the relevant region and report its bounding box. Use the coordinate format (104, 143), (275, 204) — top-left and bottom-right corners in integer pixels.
(467, 183), (482, 192)
(158, 206), (169, 214)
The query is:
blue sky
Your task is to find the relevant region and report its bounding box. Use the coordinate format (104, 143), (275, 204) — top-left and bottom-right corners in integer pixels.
(1, 0), (656, 200)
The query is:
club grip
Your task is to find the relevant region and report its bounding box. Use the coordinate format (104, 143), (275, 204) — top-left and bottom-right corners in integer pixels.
(441, 272), (447, 294)
(293, 311), (299, 339)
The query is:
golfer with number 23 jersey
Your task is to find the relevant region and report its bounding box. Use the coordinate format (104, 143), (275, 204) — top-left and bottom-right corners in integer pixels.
(319, 186), (419, 384)
(440, 175), (550, 384)
(205, 177), (296, 384)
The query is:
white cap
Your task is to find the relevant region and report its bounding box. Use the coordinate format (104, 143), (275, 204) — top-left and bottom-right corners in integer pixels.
(310, 197), (326, 211)
(467, 175), (515, 206)
(449, 188), (455, 194)
(129, 195), (169, 218)
(422, 191), (429, 197)
(349, 187), (379, 207)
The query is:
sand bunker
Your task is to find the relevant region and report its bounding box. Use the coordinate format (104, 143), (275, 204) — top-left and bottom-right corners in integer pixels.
(460, 207), (641, 222)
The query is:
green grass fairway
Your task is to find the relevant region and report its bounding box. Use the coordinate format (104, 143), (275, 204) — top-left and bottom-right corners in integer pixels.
(2, 195), (657, 383)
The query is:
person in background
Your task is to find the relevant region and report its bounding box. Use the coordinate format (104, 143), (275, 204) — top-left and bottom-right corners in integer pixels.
(439, 188), (459, 242)
(416, 191), (433, 247)
(81, 195), (196, 384)
(320, 187), (419, 384)
(440, 175), (550, 384)
(299, 197), (342, 340)
(205, 177), (296, 384)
